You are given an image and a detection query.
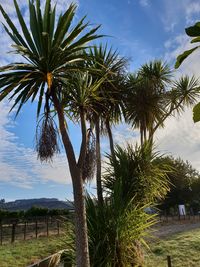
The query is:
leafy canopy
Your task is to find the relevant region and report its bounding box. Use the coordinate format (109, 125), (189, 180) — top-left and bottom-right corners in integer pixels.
(157, 156), (200, 212)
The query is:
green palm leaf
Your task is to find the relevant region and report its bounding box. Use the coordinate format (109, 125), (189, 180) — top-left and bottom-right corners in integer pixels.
(0, 0), (102, 118)
(175, 21), (200, 68)
(175, 47), (199, 69)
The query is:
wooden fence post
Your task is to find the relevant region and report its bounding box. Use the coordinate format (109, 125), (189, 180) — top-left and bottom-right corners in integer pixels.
(46, 217), (49, 237)
(35, 220), (38, 239)
(0, 222), (2, 245)
(57, 220), (60, 236)
(167, 255), (172, 267)
(24, 221), (27, 240)
(11, 223), (16, 243)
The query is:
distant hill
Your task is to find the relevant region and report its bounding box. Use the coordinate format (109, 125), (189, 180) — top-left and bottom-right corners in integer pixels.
(0, 198), (73, 211)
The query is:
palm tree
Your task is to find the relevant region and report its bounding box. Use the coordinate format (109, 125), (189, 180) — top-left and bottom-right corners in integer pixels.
(86, 45), (127, 204)
(149, 75), (200, 140)
(101, 73), (126, 160)
(125, 61), (200, 146)
(62, 71), (105, 182)
(0, 1), (102, 266)
(125, 60), (172, 145)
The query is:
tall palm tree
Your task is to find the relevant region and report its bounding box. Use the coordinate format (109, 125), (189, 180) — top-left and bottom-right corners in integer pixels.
(125, 60), (172, 145)
(125, 61), (200, 145)
(0, 1), (102, 266)
(86, 45), (127, 204)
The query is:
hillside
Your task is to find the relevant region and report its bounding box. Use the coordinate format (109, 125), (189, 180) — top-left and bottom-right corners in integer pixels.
(0, 198), (73, 211)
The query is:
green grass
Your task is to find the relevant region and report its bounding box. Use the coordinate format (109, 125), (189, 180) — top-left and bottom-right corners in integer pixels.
(2, 227), (200, 267)
(0, 236), (65, 267)
(145, 228), (200, 267)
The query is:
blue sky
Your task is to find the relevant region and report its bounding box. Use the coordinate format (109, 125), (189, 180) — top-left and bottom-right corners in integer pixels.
(1, 0), (200, 201)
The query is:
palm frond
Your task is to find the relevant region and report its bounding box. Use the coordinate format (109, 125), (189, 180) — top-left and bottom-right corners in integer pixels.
(0, 0), (102, 120)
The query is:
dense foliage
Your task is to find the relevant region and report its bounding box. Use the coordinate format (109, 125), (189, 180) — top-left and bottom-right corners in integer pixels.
(86, 143), (170, 267)
(0, 206), (69, 220)
(157, 156), (200, 214)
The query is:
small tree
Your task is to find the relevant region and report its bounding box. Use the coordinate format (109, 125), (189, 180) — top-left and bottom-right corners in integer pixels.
(157, 156), (200, 214)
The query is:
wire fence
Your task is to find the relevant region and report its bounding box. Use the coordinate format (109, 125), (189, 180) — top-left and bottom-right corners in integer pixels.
(158, 214), (200, 224)
(0, 216), (67, 245)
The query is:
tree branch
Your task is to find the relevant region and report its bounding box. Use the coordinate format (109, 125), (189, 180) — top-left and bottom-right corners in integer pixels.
(150, 98), (184, 140)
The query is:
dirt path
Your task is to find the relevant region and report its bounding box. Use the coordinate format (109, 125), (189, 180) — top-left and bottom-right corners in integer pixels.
(152, 221), (200, 238)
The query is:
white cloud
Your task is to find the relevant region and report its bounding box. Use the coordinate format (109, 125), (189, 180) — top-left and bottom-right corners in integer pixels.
(159, 0), (200, 32)
(186, 2), (200, 24)
(0, 0), (81, 190)
(160, 19), (200, 169)
(112, 107), (200, 173)
(159, 0), (182, 32)
(0, 100), (72, 189)
(164, 32), (200, 79)
(155, 108), (200, 171)
(139, 0), (149, 7)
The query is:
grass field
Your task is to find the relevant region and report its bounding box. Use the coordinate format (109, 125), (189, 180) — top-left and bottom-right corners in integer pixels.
(1, 227), (200, 266)
(0, 236), (65, 267)
(145, 227), (200, 267)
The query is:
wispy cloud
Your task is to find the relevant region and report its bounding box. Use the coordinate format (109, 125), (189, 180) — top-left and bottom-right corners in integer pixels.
(112, 107), (200, 172)
(0, 101), (72, 189)
(139, 0), (150, 7)
(159, 0), (200, 32)
(155, 108), (200, 171)
(0, 1), (76, 190)
(186, 2), (200, 24)
(164, 32), (200, 78)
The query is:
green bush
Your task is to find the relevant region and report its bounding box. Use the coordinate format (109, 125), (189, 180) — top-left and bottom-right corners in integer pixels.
(87, 143), (170, 267)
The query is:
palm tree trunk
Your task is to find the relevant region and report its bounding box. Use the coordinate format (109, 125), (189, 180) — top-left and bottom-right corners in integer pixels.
(95, 116), (104, 205)
(72, 169), (90, 267)
(148, 126), (154, 148)
(144, 127), (147, 143)
(52, 92), (90, 267)
(106, 119), (116, 160)
(140, 126), (143, 146)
